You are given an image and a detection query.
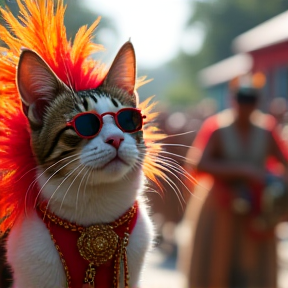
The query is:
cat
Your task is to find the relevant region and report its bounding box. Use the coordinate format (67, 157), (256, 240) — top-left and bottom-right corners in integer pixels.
(0, 0), (158, 287)
(0, 1), (191, 287)
(5, 41), (154, 288)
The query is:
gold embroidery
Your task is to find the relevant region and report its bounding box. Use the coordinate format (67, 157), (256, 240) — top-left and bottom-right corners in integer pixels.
(38, 203), (137, 288)
(77, 225), (118, 266)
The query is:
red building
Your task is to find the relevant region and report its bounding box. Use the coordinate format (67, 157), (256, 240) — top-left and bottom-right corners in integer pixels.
(199, 11), (288, 110)
(233, 11), (288, 104)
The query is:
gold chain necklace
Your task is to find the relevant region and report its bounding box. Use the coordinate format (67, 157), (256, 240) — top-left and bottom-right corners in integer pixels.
(38, 202), (138, 288)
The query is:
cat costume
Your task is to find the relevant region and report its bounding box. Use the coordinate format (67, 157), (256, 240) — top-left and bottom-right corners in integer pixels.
(0, 1), (168, 287)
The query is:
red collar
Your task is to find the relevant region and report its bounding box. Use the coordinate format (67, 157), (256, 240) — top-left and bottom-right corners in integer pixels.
(37, 202), (138, 288)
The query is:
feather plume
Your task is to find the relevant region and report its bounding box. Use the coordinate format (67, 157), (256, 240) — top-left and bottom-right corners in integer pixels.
(0, 0), (166, 232)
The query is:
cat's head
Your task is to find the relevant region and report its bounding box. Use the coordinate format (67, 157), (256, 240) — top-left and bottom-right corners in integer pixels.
(16, 42), (146, 185)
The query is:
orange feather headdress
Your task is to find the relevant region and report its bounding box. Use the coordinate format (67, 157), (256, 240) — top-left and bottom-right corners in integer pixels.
(0, 0), (165, 232)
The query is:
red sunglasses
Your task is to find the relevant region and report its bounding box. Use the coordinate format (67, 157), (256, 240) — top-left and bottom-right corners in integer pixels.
(66, 108), (146, 139)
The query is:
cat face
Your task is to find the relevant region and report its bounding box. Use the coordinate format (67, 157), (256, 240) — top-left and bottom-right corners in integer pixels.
(16, 42), (146, 184)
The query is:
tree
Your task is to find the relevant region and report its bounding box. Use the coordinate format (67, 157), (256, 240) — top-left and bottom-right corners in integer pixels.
(166, 0), (288, 106)
(187, 0), (288, 68)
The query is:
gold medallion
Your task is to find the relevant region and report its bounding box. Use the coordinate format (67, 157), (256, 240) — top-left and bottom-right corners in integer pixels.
(77, 225), (118, 266)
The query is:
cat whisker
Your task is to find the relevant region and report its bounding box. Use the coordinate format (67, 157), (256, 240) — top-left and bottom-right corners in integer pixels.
(142, 143), (192, 149)
(137, 151), (197, 207)
(122, 172), (131, 182)
(83, 167), (93, 207)
(25, 153), (82, 207)
(15, 165), (38, 183)
(157, 149), (195, 163)
(33, 155), (82, 209)
(146, 152), (193, 182)
(45, 163), (85, 213)
(148, 152), (196, 185)
(162, 130), (196, 138)
(135, 154), (186, 208)
(149, 155), (196, 199)
(59, 165), (87, 213)
(145, 187), (165, 199)
(76, 166), (92, 214)
(155, 168), (186, 210)
(62, 58), (82, 107)
(138, 141), (198, 183)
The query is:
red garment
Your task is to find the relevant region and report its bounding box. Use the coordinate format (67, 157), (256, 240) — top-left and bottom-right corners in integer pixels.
(37, 203), (138, 288)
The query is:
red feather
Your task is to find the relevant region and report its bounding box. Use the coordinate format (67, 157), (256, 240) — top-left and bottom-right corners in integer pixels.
(0, 0), (106, 232)
(0, 110), (38, 231)
(0, 0), (166, 233)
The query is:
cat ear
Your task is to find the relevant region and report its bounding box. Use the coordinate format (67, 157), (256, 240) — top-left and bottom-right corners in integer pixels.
(104, 41), (136, 97)
(17, 49), (69, 124)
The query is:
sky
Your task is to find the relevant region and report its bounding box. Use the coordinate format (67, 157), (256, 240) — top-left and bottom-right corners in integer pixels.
(84, 0), (204, 69)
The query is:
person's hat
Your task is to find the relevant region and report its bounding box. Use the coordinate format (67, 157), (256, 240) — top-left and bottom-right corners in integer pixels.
(236, 87), (259, 104)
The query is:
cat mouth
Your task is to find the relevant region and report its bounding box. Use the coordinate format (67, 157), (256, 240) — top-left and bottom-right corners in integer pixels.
(102, 155), (128, 169)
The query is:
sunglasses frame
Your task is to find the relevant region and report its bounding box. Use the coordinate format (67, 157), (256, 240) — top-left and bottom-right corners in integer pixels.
(66, 108), (146, 139)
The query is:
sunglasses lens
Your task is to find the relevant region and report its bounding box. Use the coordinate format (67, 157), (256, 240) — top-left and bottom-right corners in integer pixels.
(117, 109), (142, 132)
(74, 114), (101, 137)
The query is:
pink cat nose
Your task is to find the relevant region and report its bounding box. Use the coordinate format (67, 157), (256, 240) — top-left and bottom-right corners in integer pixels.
(105, 136), (124, 149)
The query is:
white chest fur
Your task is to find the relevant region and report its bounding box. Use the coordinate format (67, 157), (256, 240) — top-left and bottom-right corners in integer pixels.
(7, 200), (153, 288)
(7, 169), (154, 288)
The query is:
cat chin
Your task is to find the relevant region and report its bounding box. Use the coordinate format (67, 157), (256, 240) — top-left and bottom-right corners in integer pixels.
(89, 160), (136, 184)
(100, 155), (129, 169)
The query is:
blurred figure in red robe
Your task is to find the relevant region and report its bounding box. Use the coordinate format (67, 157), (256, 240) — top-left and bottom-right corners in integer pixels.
(179, 87), (288, 288)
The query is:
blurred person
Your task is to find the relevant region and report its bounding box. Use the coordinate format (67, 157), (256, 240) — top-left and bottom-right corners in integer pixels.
(180, 87), (288, 288)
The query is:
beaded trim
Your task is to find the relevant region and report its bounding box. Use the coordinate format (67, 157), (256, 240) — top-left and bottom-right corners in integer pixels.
(38, 202), (137, 231)
(38, 202), (138, 288)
